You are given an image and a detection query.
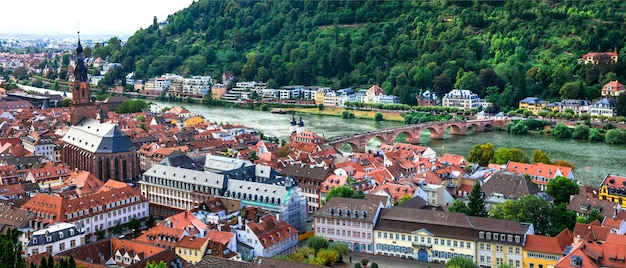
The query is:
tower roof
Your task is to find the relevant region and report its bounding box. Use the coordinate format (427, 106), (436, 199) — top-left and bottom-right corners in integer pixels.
(73, 33), (88, 82)
(290, 114), (297, 126)
(298, 116), (304, 127)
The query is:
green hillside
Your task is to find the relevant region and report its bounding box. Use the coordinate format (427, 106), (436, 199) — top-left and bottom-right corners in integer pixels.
(115, 0), (626, 109)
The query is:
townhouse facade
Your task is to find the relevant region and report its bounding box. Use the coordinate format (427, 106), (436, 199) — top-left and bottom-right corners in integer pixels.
(22, 182), (148, 242)
(523, 229), (573, 268)
(442, 89), (482, 110)
(373, 207), (533, 267)
(235, 214), (298, 259)
(314, 197), (383, 253)
(518, 97), (549, 115)
(279, 164), (330, 214)
(589, 98), (617, 117)
(25, 222), (84, 256)
(599, 174), (626, 208)
(601, 80), (625, 97)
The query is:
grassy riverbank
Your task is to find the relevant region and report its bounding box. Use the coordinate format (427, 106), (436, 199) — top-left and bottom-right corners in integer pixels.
(291, 107), (406, 122)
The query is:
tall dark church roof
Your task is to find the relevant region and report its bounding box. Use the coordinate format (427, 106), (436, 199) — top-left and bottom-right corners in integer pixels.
(61, 117), (135, 154)
(73, 34), (88, 82)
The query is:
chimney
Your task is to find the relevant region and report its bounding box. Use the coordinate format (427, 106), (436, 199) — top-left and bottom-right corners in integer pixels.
(276, 213), (279, 222)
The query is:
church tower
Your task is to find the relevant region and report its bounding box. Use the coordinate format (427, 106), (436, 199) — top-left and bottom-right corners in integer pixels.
(70, 33), (97, 126)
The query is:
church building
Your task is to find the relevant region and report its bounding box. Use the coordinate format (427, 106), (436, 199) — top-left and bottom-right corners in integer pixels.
(60, 36), (139, 182)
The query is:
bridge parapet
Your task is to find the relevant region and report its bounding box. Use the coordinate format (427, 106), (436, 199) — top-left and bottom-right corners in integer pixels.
(326, 119), (500, 153)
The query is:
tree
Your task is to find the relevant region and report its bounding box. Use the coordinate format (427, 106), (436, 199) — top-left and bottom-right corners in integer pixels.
(572, 125), (590, 140)
(324, 186), (365, 204)
(448, 199), (470, 215)
(57, 98), (72, 107)
(617, 93), (626, 116)
(374, 112), (383, 121)
(531, 150), (551, 164)
(577, 209), (605, 224)
(145, 214), (157, 228)
(605, 129), (626, 144)
(490, 195), (555, 235)
(550, 203), (576, 236)
(467, 181), (488, 217)
(396, 195), (411, 205)
(317, 249), (340, 266)
(145, 260), (168, 268)
(0, 228), (25, 268)
(329, 242), (349, 255)
(588, 128), (604, 141)
(445, 256), (478, 268)
(546, 176), (579, 204)
(468, 143), (494, 167)
(112, 222), (124, 235)
(552, 123), (572, 139)
(307, 236), (329, 253)
(508, 148), (530, 163)
(128, 216), (141, 237)
(551, 160), (577, 171)
(277, 145), (293, 158)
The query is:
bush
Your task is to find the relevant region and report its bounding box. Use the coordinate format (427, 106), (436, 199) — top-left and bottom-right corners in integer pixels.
(572, 125), (590, 140)
(605, 129), (626, 144)
(588, 128), (604, 141)
(552, 123), (572, 139)
(374, 112), (383, 121)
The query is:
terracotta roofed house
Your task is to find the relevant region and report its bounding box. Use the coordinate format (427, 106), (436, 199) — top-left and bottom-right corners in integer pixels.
(601, 80), (625, 97)
(523, 229), (574, 268)
(505, 161), (574, 190)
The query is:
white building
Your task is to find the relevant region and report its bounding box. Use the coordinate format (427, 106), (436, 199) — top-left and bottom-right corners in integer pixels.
(21, 133), (55, 162)
(442, 89), (482, 110)
(235, 214), (298, 259)
(589, 98), (617, 117)
(278, 86), (304, 100)
(25, 222), (84, 256)
(182, 76), (213, 96)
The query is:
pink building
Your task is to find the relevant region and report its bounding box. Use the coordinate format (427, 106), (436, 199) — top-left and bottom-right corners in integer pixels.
(314, 197), (383, 253)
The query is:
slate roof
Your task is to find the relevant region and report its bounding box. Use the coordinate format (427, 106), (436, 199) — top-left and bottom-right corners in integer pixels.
(27, 222), (84, 247)
(482, 172), (541, 199)
(159, 153), (204, 171)
(315, 197), (382, 223)
(567, 195), (617, 218)
(193, 255), (252, 268)
(61, 117), (135, 154)
(375, 206), (531, 244)
(279, 164), (330, 181)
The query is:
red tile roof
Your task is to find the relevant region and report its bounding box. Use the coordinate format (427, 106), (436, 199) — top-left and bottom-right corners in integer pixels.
(248, 214), (296, 249)
(524, 229), (573, 254)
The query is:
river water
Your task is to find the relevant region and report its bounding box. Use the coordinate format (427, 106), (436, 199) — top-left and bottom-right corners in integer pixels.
(20, 87), (626, 187)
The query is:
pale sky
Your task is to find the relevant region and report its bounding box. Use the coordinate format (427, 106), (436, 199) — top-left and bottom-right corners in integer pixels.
(1, 0), (194, 36)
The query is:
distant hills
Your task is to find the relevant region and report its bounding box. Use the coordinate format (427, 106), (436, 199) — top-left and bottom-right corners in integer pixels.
(115, 0), (626, 108)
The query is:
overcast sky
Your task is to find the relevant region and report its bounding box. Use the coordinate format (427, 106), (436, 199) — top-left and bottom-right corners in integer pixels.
(1, 0), (193, 36)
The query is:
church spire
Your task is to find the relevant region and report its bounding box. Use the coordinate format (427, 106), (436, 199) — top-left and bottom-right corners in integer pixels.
(73, 31), (88, 82)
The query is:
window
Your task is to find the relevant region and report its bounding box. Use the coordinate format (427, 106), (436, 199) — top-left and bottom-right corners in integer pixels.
(70, 239), (76, 247)
(486, 232), (491, 240)
(486, 244), (491, 250)
(46, 246), (52, 253)
(460, 242), (464, 248)
(515, 247), (521, 254)
(59, 242), (65, 251)
(479, 231), (485, 239)
(377, 232), (381, 238)
(496, 245), (503, 252)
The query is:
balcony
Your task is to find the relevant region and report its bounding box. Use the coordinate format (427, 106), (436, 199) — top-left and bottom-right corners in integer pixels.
(412, 242), (432, 248)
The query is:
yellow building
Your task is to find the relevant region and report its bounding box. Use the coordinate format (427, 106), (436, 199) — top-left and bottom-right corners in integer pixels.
(598, 174), (626, 208)
(315, 90), (325, 105)
(523, 230), (573, 268)
(175, 236), (209, 265)
(184, 116), (204, 127)
(374, 205), (532, 267)
(518, 97), (549, 115)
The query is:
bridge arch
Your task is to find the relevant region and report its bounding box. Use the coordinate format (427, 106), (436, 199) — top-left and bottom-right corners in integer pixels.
(394, 131), (420, 144)
(446, 123), (467, 135)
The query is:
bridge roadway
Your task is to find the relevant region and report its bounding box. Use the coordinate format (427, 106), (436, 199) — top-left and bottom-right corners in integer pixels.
(326, 119), (505, 152)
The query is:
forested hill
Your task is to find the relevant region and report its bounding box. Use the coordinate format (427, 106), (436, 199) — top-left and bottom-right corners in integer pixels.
(116, 0), (626, 108)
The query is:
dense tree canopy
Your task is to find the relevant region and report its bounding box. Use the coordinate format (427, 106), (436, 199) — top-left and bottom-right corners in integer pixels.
(468, 143), (494, 167)
(112, 0), (626, 108)
(546, 176), (580, 204)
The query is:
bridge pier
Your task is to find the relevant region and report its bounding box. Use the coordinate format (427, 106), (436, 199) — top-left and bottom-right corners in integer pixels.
(405, 136), (421, 144)
(450, 128), (467, 135)
(429, 131), (445, 140)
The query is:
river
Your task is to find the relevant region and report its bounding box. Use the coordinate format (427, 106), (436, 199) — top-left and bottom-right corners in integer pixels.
(21, 87), (626, 187)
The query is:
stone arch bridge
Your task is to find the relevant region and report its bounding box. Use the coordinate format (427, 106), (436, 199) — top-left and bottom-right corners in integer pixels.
(326, 119), (506, 152)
